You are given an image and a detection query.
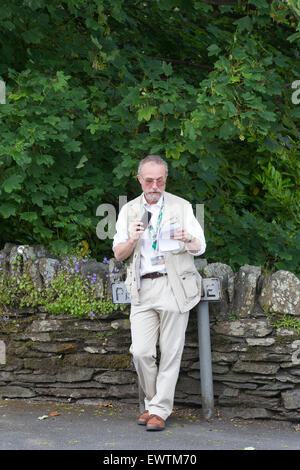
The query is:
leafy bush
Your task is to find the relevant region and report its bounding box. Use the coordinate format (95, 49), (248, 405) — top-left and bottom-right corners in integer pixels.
(0, 0), (299, 275)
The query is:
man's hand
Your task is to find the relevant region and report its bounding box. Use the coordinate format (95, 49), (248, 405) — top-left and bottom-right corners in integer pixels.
(129, 218), (145, 241)
(171, 228), (193, 244)
(113, 218), (145, 262)
(171, 227), (202, 253)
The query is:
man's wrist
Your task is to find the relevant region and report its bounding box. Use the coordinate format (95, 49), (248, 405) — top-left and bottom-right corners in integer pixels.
(128, 237), (138, 246)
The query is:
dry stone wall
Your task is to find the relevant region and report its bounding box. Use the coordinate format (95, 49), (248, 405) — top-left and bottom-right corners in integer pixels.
(0, 244), (300, 421)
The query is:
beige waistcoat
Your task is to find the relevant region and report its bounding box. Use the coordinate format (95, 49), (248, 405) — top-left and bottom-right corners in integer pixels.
(124, 191), (202, 313)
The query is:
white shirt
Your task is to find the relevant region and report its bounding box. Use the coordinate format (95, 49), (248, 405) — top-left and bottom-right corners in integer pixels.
(113, 193), (206, 276)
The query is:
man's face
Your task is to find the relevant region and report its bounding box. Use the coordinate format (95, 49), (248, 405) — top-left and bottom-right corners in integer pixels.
(137, 162), (167, 204)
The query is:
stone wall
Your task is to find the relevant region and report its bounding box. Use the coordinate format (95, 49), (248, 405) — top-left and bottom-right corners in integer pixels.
(0, 244), (300, 421)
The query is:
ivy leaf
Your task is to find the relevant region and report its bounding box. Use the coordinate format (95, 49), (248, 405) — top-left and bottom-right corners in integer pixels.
(137, 106), (157, 122)
(149, 119), (164, 133)
(20, 212), (38, 222)
(2, 174), (24, 193)
(223, 101), (237, 117)
(31, 192), (45, 207)
(219, 121), (237, 139)
(64, 140), (81, 153)
(234, 16), (253, 32)
(207, 44), (221, 56)
(0, 203), (16, 218)
(21, 27), (44, 44)
(159, 102), (174, 115)
(162, 61), (173, 76)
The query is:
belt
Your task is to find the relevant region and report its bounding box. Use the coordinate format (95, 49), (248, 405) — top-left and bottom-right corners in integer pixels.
(141, 272), (167, 279)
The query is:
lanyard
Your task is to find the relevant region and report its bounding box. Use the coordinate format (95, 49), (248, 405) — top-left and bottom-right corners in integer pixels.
(148, 202), (164, 251)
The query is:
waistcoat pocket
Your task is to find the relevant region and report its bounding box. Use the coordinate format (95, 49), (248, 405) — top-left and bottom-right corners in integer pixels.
(179, 272), (199, 298)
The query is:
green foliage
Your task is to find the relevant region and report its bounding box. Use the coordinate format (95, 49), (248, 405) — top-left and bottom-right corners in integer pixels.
(0, 271), (41, 310)
(0, 253), (124, 319)
(0, 0), (299, 275)
(42, 255), (121, 318)
(270, 313), (300, 334)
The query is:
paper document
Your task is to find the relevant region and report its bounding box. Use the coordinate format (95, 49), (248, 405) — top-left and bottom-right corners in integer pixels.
(158, 223), (180, 252)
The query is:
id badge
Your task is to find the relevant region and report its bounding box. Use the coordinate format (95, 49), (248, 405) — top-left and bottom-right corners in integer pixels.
(150, 255), (165, 266)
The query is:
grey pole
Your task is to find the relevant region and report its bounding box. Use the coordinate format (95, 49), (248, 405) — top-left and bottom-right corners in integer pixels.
(197, 300), (214, 420)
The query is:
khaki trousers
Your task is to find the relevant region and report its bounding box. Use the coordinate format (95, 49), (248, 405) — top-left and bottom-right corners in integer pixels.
(129, 276), (189, 421)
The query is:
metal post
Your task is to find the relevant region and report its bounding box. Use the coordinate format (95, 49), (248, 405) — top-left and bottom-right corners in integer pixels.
(197, 300), (214, 420)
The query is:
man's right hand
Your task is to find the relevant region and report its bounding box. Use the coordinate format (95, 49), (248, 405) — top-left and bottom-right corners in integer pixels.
(113, 218), (145, 262)
(129, 218), (145, 241)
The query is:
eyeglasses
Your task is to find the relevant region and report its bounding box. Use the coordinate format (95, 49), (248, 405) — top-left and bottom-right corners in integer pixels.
(140, 176), (166, 186)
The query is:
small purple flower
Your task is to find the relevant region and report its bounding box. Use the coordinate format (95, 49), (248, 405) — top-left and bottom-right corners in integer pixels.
(103, 257), (109, 264)
(89, 311), (95, 317)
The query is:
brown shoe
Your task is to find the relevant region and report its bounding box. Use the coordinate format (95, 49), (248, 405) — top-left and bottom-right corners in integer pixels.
(137, 409), (149, 426)
(146, 414), (165, 431)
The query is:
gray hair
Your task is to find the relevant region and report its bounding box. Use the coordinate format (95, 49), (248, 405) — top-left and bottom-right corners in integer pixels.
(138, 155), (168, 175)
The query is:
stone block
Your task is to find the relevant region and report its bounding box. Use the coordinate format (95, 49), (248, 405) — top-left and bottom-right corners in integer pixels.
(29, 319), (63, 332)
(94, 370), (135, 385)
(232, 265), (261, 317)
(232, 361), (280, 375)
(0, 385), (35, 398)
(214, 319), (273, 338)
(259, 270), (300, 316)
(38, 258), (61, 287)
(56, 367), (94, 383)
(281, 389), (300, 409)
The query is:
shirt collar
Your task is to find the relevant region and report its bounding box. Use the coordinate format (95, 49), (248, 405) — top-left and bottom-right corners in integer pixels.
(142, 193), (164, 211)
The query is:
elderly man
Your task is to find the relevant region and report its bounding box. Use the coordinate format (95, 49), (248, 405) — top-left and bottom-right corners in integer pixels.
(113, 155), (206, 431)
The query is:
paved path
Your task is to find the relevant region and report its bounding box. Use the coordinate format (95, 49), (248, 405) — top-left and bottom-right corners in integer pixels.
(0, 399), (299, 453)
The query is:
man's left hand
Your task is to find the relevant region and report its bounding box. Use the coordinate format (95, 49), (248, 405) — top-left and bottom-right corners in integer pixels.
(171, 228), (193, 244)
